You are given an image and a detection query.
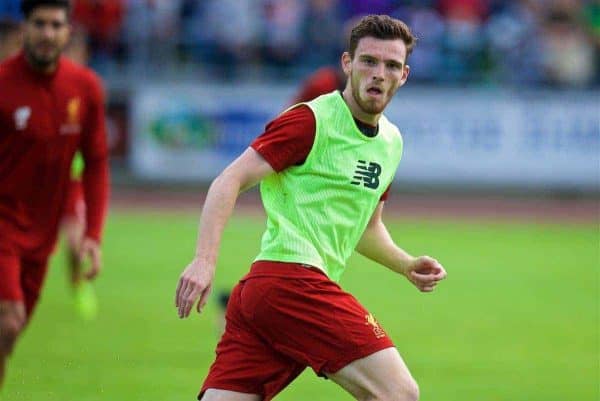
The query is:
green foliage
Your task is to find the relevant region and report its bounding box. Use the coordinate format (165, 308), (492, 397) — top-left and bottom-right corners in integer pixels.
(4, 212), (598, 401)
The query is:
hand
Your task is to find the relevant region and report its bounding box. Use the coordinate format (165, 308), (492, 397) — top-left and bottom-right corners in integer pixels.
(175, 258), (214, 318)
(78, 237), (102, 281)
(404, 256), (447, 292)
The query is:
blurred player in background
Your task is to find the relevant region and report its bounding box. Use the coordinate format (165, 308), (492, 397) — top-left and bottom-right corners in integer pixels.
(292, 65), (345, 104)
(0, 0), (109, 389)
(0, 19), (97, 320)
(177, 15), (447, 401)
(0, 16), (96, 320)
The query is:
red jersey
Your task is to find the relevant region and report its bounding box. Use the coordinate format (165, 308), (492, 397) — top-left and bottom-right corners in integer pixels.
(0, 52), (109, 256)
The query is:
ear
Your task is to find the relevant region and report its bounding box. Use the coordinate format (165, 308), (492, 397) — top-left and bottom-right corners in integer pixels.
(341, 52), (352, 76)
(399, 65), (410, 87)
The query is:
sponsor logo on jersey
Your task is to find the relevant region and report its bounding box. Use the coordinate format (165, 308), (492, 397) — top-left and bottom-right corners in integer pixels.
(14, 106), (31, 130)
(351, 160), (382, 189)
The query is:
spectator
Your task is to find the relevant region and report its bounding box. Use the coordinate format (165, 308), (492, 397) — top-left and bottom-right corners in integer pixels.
(261, 0), (307, 73)
(302, 0), (342, 68)
(438, 0), (490, 82)
(72, 0), (125, 71)
(541, 6), (596, 87)
(200, 0), (261, 77)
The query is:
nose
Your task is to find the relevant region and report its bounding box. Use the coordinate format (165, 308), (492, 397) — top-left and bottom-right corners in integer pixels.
(40, 23), (56, 40)
(372, 63), (385, 82)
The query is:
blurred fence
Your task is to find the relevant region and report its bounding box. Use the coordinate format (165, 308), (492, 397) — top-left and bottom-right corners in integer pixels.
(126, 83), (599, 192)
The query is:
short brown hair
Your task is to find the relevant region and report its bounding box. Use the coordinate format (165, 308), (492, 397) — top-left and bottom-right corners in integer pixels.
(21, 0), (71, 19)
(348, 15), (417, 60)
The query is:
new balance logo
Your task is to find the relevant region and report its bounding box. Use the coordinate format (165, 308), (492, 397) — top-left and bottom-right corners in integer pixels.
(351, 160), (381, 189)
(350, 160), (381, 189)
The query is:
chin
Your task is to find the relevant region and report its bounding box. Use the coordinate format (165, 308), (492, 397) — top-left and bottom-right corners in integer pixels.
(34, 54), (58, 67)
(360, 102), (385, 115)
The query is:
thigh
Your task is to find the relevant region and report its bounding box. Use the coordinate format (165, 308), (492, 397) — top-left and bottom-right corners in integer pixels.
(201, 389), (261, 401)
(327, 347), (417, 400)
(20, 257), (49, 318)
(0, 246), (23, 304)
(241, 274), (395, 377)
(0, 300), (26, 333)
(200, 281), (305, 401)
(0, 246), (27, 342)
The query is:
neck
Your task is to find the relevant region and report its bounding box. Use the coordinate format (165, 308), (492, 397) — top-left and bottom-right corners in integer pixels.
(341, 86), (381, 126)
(24, 52), (59, 75)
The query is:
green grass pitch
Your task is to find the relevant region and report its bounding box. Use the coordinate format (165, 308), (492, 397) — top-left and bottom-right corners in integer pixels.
(3, 209), (598, 401)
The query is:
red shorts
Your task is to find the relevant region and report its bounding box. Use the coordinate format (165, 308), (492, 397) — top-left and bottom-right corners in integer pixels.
(199, 261), (394, 400)
(0, 241), (49, 317)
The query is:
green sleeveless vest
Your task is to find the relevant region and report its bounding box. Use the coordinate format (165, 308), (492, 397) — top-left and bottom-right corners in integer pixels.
(254, 91), (403, 282)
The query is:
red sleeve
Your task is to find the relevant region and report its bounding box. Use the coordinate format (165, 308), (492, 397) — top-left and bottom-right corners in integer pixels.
(380, 184), (391, 201)
(250, 105), (316, 172)
(81, 72), (109, 242)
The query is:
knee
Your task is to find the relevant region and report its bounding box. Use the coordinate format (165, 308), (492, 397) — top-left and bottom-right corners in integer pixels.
(0, 315), (25, 356)
(395, 377), (419, 401)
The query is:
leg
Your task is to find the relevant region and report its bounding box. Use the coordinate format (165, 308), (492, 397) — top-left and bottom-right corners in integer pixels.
(240, 263), (414, 401)
(61, 196), (97, 320)
(0, 247), (25, 390)
(198, 280), (305, 401)
(200, 389), (261, 401)
(61, 181), (85, 287)
(61, 214), (84, 286)
(0, 301), (26, 389)
(327, 348), (419, 401)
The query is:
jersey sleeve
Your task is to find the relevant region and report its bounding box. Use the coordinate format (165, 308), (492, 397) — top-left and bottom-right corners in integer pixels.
(250, 105), (316, 172)
(80, 72), (109, 242)
(380, 184), (390, 201)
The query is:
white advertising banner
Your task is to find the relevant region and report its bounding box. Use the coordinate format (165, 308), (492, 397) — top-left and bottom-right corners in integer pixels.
(131, 84), (599, 191)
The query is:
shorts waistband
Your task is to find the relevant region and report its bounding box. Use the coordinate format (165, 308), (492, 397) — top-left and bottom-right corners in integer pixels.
(246, 260), (328, 279)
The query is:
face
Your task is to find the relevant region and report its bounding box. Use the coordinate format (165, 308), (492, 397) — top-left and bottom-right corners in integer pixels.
(23, 7), (70, 71)
(342, 36), (410, 122)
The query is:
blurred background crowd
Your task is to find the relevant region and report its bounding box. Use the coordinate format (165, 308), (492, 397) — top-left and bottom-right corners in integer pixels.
(1, 0), (598, 88)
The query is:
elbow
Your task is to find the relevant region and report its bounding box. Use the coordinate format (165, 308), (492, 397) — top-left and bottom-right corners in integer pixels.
(210, 170), (242, 195)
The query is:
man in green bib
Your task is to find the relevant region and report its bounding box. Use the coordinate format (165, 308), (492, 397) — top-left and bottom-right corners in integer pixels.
(176, 15), (447, 401)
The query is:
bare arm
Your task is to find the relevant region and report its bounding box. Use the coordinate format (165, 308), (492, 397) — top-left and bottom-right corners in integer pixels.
(175, 147), (275, 318)
(356, 202), (447, 292)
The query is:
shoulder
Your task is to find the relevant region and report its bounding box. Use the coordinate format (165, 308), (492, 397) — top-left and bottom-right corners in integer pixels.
(379, 114), (403, 143)
(61, 58), (105, 94)
(271, 104), (315, 127)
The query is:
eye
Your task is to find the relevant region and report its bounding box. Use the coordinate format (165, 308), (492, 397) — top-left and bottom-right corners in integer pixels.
(363, 58), (377, 66)
(386, 62), (401, 70)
